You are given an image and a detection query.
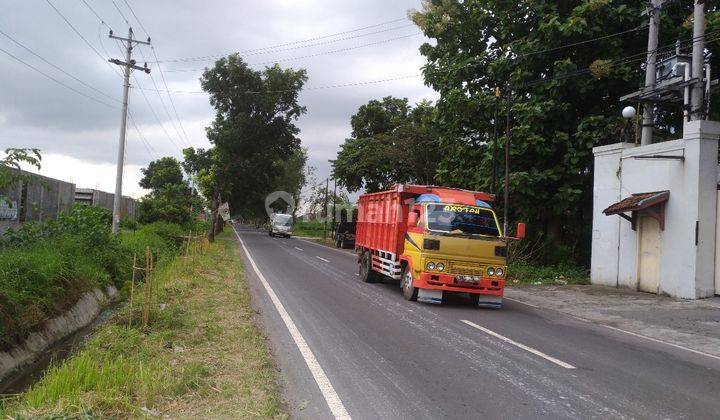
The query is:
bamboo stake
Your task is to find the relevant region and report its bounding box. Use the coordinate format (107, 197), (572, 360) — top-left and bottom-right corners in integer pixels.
(129, 253), (137, 327)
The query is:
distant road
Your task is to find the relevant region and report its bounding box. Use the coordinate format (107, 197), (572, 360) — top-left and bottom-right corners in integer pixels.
(232, 224), (720, 420)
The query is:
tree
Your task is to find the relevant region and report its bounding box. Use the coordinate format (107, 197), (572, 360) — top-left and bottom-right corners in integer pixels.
(305, 184), (352, 218)
(270, 148), (309, 217)
(200, 55), (308, 231)
(332, 98), (442, 192)
(409, 1), (711, 264)
(139, 157), (184, 190)
(137, 157), (194, 226)
(1, 148), (42, 205)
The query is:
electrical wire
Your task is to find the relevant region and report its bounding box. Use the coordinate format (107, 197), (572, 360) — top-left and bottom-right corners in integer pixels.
(151, 45), (193, 145)
(135, 74), (421, 95)
(131, 72), (185, 152)
(0, 44), (117, 108)
(121, 0), (150, 38)
(44, 0), (114, 68)
(0, 28), (120, 103)
(156, 16), (409, 63)
(163, 32), (423, 73)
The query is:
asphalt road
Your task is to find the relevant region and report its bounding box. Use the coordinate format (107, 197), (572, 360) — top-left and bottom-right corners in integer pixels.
(231, 224), (720, 420)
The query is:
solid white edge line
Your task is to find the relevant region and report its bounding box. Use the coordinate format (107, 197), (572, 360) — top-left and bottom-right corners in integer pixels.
(504, 297), (720, 362)
(316, 256), (330, 263)
(601, 324), (720, 362)
(232, 226), (351, 419)
(294, 246), (304, 251)
(461, 319), (576, 369)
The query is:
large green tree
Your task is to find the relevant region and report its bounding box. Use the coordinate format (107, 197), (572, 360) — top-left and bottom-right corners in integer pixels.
(411, 0), (716, 264)
(201, 55), (308, 225)
(137, 157), (194, 226)
(332, 97), (442, 192)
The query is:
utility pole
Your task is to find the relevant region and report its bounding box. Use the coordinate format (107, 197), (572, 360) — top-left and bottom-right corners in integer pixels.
(503, 87), (511, 238)
(322, 177), (329, 240)
(491, 87), (501, 194)
(331, 178), (337, 232)
(109, 27), (150, 234)
(641, 0), (662, 145)
(690, 0), (706, 121)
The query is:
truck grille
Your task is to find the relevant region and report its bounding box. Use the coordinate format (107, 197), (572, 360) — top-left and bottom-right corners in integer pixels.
(447, 261), (484, 276)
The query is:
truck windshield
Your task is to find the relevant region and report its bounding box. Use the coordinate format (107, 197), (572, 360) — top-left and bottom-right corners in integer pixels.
(274, 215), (293, 227)
(426, 204), (500, 237)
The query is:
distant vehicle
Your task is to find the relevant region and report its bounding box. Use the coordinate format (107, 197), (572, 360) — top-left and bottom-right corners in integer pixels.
(269, 213), (293, 237)
(333, 221), (356, 248)
(355, 184), (525, 308)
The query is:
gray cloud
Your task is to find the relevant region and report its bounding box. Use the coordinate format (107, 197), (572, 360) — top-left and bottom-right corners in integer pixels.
(0, 0), (436, 197)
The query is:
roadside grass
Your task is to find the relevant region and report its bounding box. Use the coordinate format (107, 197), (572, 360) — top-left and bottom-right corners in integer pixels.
(1, 231), (285, 419)
(292, 220), (327, 238)
(508, 261), (589, 286)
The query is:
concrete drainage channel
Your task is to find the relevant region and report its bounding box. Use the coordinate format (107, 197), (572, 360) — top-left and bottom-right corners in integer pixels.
(0, 286), (118, 395)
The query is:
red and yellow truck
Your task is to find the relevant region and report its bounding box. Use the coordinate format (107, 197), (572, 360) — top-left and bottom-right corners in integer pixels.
(355, 184), (524, 308)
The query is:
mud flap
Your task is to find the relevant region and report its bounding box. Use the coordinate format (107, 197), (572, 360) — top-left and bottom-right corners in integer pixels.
(477, 295), (503, 309)
(417, 289), (443, 304)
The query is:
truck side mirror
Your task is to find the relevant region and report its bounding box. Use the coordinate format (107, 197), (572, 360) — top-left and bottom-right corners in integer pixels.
(516, 222), (526, 240)
(408, 211), (419, 228)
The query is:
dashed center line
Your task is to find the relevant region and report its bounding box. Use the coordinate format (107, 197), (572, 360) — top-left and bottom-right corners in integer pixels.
(316, 256), (330, 263)
(295, 246), (304, 251)
(461, 319), (576, 369)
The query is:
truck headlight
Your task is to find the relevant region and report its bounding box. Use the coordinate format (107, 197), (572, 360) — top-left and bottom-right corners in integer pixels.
(436, 263), (445, 271)
(426, 262), (435, 270)
(496, 268), (504, 277)
(487, 267), (495, 276)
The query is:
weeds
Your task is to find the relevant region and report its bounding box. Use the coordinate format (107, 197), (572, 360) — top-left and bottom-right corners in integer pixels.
(1, 232), (284, 418)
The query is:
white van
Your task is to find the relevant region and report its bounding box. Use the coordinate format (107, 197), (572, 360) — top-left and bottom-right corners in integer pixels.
(269, 213), (293, 237)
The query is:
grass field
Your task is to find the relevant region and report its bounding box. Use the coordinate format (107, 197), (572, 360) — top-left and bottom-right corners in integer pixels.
(1, 232), (284, 419)
(292, 220), (328, 238)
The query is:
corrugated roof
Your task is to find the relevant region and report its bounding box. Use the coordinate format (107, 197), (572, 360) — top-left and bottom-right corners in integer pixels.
(603, 191), (670, 215)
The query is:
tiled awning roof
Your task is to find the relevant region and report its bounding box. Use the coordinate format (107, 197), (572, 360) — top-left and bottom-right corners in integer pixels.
(603, 191), (669, 215)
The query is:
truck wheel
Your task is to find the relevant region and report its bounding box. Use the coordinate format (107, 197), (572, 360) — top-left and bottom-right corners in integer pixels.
(359, 251), (377, 283)
(269, 231), (273, 237)
(401, 265), (418, 301)
(469, 294), (480, 306)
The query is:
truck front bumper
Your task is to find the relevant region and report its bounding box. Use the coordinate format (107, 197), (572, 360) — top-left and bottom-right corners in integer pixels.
(416, 272), (505, 296)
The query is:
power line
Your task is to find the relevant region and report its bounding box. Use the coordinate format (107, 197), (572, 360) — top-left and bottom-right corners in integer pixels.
(128, 111), (158, 158)
(151, 45), (193, 145)
(513, 24), (650, 60)
(0, 28), (120, 103)
(110, 0), (131, 27)
(132, 73), (185, 152)
(153, 23), (416, 64)
(164, 32), (423, 73)
(0, 44), (117, 108)
(44, 0), (113, 67)
(79, 0), (110, 29)
(157, 16), (409, 63)
(136, 74), (422, 95)
(121, 0), (150, 38)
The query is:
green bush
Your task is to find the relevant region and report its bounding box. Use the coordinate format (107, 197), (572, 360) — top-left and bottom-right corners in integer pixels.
(0, 207), (185, 351)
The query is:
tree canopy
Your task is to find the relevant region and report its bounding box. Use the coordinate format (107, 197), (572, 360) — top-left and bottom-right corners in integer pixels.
(332, 97), (442, 192)
(200, 55), (309, 220)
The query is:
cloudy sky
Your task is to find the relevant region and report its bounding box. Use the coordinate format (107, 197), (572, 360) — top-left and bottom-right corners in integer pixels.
(1, 0), (438, 199)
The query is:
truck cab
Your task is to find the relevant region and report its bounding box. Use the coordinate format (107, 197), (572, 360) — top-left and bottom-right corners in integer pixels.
(403, 197), (507, 307)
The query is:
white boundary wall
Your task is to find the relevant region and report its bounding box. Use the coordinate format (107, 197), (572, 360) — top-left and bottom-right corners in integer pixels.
(591, 120), (720, 299)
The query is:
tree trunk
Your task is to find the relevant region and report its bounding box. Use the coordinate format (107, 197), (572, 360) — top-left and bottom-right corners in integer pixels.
(208, 192), (220, 242)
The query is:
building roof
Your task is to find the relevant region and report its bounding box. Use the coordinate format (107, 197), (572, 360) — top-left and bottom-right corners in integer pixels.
(603, 191), (670, 215)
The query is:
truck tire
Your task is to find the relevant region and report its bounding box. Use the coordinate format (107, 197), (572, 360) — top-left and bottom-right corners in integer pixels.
(359, 250), (378, 283)
(401, 265), (418, 301)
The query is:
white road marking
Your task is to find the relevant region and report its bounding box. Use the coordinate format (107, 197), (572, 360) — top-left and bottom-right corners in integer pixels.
(316, 256), (330, 263)
(354, 273), (360, 277)
(294, 246), (304, 251)
(601, 324), (720, 362)
(504, 296), (720, 362)
(231, 226), (351, 419)
(504, 297), (540, 308)
(461, 319), (576, 369)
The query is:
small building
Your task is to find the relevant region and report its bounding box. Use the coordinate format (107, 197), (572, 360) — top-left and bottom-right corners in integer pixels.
(591, 120), (720, 299)
(74, 188), (136, 221)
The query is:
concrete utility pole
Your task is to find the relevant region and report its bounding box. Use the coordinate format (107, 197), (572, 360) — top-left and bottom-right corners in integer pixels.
(690, 0), (706, 121)
(491, 87), (501, 194)
(109, 28), (150, 234)
(503, 87), (511, 238)
(323, 177), (329, 240)
(641, 0), (663, 145)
